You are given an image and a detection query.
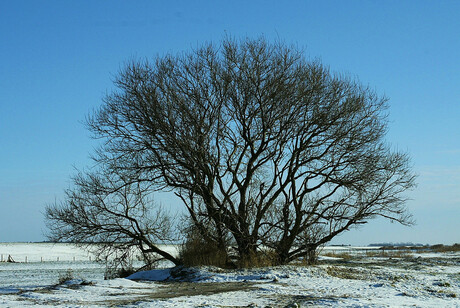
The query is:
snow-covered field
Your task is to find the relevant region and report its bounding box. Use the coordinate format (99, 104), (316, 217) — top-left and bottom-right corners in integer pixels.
(0, 243), (459, 307)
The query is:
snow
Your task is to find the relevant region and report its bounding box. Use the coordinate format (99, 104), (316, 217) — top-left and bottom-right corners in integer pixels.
(0, 242), (93, 262)
(127, 268), (172, 281)
(1, 243), (459, 307)
(0, 242), (179, 263)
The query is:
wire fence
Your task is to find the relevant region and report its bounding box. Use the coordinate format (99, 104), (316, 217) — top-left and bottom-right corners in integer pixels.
(0, 253), (94, 263)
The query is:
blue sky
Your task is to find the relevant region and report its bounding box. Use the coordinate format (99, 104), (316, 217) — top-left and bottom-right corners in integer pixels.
(1, 0), (458, 245)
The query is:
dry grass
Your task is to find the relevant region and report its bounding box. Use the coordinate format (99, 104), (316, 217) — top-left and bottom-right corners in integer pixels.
(325, 266), (368, 280)
(322, 252), (353, 260)
(365, 250), (409, 258)
(429, 244), (460, 253)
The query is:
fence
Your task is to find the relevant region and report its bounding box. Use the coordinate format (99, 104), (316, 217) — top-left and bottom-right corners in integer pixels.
(0, 253), (93, 263)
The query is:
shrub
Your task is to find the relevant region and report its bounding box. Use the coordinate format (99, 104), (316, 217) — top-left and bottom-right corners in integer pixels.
(58, 269), (74, 284)
(104, 266), (136, 280)
(179, 227), (230, 268)
(237, 249), (280, 268)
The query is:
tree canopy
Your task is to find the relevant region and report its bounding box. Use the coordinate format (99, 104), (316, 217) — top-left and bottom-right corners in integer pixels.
(46, 37), (416, 267)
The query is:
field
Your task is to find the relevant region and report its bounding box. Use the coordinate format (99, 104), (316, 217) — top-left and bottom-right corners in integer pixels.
(0, 243), (459, 307)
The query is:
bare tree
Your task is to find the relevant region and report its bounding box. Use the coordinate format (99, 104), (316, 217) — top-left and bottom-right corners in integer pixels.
(45, 168), (181, 268)
(46, 37), (416, 266)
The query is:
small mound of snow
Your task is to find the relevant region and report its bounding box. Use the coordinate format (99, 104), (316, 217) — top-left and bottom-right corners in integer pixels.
(98, 278), (140, 288)
(126, 266), (204, 282)
(0, 287), (21, 294)
(127, 268), (172, 281)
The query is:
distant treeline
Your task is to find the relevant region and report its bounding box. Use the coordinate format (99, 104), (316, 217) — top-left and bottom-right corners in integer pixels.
(369, 243), (460, 252)
(369, 242), (426, 247)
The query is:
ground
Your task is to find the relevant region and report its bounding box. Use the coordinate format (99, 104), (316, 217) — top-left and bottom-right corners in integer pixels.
(0, 244), (459, 307)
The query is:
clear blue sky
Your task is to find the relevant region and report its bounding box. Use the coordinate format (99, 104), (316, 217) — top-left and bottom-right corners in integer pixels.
(1, 0), (459, 245)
